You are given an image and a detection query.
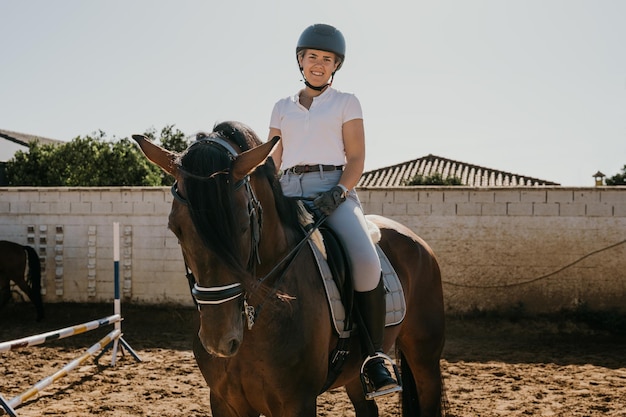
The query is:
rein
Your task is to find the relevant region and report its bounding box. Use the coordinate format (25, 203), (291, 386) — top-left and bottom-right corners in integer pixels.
(245, 212), (328, 328)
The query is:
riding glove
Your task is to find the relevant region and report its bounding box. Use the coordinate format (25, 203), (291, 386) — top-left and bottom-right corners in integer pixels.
(313, 185), (347, 216)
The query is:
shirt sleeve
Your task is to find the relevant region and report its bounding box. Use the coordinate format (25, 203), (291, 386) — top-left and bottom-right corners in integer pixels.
(343, 94), (363, 123)
(269, 101), (282, 130)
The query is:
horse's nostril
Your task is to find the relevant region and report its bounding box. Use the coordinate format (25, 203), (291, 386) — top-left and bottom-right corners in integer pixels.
(227, 339), (240, 356)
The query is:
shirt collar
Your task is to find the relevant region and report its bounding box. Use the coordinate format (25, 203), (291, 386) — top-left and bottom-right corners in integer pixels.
(292, 86), (335, 103)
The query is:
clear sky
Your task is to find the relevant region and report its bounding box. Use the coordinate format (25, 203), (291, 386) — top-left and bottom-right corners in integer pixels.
(1, 0), (625, 186)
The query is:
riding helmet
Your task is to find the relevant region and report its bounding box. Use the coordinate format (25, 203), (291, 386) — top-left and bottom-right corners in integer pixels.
(296, 23), (346, 70)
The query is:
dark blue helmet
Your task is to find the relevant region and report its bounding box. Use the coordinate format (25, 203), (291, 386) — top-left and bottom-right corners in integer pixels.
(296, 24), (346, 70)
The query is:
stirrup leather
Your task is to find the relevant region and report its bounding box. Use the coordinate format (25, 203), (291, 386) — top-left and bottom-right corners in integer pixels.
(359, 352), (403, 400)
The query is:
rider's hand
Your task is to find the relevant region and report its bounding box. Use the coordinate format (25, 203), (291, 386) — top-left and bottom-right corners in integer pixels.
(313, 185), (347, 216)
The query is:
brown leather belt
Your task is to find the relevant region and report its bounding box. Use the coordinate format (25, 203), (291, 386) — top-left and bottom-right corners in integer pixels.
(284, 164), (344, 174)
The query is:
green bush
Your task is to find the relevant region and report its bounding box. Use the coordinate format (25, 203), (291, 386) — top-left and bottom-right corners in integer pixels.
(402, 172), (463, 186)
(5, 125), (189, 187)
(605, 165), (626, 185)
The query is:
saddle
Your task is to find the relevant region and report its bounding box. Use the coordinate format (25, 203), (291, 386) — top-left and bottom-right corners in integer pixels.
(298, 205), (406, 392)
(308, 228), (407, 335)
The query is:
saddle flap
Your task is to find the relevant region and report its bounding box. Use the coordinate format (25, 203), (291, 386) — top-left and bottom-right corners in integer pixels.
(376, 245), (406, 326)
(308, 241), (406, 335)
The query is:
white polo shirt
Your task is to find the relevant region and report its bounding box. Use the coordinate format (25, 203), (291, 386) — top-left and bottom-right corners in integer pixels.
(269, 87), (363, 169)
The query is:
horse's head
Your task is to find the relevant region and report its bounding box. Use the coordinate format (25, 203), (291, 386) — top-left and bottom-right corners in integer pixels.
(133, 122), (279, 357)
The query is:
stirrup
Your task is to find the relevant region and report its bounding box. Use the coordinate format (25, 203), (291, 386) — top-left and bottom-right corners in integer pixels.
(359, 352), (403, 400)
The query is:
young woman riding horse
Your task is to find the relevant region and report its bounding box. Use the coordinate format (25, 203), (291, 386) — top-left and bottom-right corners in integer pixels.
(268, 23), (399, 398)
(133, 119), (446, 416)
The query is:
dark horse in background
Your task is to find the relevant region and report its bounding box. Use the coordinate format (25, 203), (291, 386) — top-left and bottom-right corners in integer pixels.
(0, 240), (44, 321)
(133, 121), (446, 416)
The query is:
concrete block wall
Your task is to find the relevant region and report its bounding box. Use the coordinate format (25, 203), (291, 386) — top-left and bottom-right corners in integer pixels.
(360, 186), (626, 313)
(2, 186), (625, 313)
(0, 187), (192, 306)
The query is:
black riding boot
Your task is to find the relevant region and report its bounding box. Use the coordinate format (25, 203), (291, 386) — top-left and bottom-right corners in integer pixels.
(355, 277), (402, 398)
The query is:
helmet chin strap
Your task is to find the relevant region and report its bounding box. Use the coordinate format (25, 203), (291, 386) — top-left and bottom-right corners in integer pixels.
(303, 80), (328, 91)
(300, 69), (335, 91)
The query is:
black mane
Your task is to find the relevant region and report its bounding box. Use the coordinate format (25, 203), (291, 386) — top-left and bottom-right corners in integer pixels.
(178, 121), (301, 274)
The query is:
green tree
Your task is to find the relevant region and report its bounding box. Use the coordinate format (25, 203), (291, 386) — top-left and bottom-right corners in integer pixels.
(605, 165), (626, 185)
(4, 128), (185, 186)
(6, 141), (57, 185)
(159, 125), (189, 153)
(402, 173), (464, 186)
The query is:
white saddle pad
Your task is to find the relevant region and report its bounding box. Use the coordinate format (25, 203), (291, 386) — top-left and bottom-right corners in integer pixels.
(308, 241), (407, 336)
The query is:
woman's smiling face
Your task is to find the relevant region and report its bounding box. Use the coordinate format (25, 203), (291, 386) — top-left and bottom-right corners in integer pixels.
(298, 49), (340, 87)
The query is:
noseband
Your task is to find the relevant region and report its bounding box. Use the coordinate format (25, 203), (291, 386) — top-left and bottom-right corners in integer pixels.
(191, 282), (243, 304)
(172, 136), (262, 313)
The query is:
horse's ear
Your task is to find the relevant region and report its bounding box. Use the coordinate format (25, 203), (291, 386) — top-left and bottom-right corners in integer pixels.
(232, 136), (280, 181)
(132, 134), (179, 176)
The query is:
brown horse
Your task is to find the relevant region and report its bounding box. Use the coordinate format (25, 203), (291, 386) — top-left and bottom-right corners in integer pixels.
(133, 121), (446, 416)
(0, 240), (44, 321)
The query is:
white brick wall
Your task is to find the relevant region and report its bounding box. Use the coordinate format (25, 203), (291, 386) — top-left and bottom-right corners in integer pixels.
(360, 186), (626, 313)
(2, 186), (625, 313)
(0, 187), (191, 306)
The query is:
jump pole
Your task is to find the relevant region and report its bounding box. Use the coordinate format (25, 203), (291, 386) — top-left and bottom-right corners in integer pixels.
(4, 329), (121, 412)
(0, 394), (17, 417)
(0, 315), (120, 353)
(102, 222), (140, 365)
(111, 221), (121, 365)
(0, 317), (124, 417)
(0, 223), (140, 416)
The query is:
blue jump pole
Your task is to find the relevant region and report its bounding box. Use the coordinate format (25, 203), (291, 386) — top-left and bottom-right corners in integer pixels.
(110, 222), (140, 365)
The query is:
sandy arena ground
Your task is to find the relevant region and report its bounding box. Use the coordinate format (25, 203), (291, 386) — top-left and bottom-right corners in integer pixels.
(1, 302), (625, 416)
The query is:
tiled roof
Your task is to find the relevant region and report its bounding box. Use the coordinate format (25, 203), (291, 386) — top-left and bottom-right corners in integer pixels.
(0, 129), (64, 147)
(358, 154), (560, 187)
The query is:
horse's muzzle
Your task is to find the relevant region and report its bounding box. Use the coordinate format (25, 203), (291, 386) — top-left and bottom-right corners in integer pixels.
(196, 300), (245, 357)
(198, 325), (242, 357)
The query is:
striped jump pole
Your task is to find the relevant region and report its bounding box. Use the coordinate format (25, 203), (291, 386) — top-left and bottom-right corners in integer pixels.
(106, 222), (140, 366)
(0, 315), (120, 353)
(5, 329), (121, 412)
(111, 221), (121, 365)
(0, 394), (17, 417)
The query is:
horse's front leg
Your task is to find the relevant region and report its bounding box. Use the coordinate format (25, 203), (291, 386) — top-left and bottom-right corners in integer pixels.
(11, 277), (43, 321)
(345, 378), (380, 417)
(209, 391), (259, 417)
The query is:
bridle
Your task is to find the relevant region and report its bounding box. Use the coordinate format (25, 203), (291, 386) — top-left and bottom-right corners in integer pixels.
(170, 136), (262, 319)
(171, 135), (327, 330)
